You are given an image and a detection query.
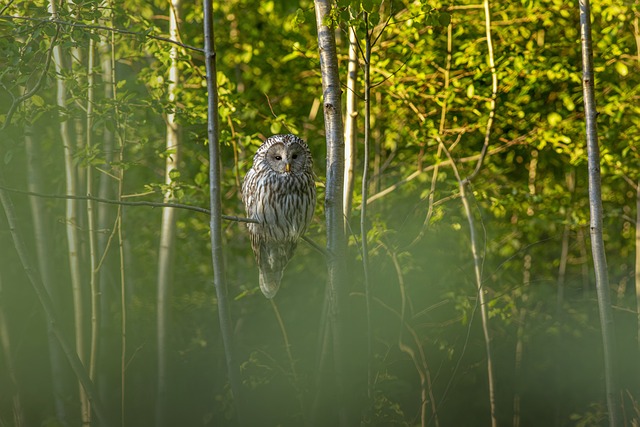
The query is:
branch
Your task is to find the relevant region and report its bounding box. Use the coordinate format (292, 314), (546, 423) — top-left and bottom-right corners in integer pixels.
(0, 0), (16, 15)
(462, 0), (498, 185)
(0, 15), (204, 53)
(366, 134), (528, 205)
(2, 24), (60, 130)
(0, 185), (257, 223)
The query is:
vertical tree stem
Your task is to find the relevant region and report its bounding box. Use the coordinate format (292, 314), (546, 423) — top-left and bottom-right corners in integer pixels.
(361, 13), (373, 403)
(86, 24), (100, 392)
(203, 0), (243, 422)
(343, 24), (358, 223)
(579, 0), (621, 425)
(635, 181), (640, 355)
(47, 1), (89, 422)
(97, 0), (117, 412)
(313, 1), (349, 424)
(0, 177), (109, 426)
(464, 0), (497, 184)
(441, 141), (497, 427)
(156, 1), (181, 424)
(0, 276), (25, 427)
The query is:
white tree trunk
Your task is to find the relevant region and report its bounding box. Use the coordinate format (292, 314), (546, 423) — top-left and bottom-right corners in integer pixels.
(343, 26), (358, 223)
(47, 1), (89, 423)
(579, 0), (621, 425)
(156, 1), (181, 424)
(313, 1), (349, 424)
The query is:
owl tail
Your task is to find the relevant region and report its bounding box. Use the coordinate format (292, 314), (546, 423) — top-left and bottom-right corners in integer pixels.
(258, 269), (283, 299)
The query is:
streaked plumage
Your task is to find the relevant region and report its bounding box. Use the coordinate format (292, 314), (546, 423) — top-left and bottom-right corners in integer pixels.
(242, 134), (316, 298)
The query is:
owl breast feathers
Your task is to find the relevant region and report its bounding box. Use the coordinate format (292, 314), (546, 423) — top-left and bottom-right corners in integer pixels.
(241, 134), (317, 298)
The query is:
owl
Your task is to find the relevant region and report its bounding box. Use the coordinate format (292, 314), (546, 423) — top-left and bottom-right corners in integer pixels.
(242, 134), (317, 298)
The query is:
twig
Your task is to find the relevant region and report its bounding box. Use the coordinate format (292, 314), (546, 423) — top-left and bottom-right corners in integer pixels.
(0, 0), (16, 15)
(366, 134), (528, 205)
(2, 24), (60, 130)
(439, 138), (497, 427)
(462, 0), (498, 184)
(0, 185), (258, 223)
(0, 15), (204, 53)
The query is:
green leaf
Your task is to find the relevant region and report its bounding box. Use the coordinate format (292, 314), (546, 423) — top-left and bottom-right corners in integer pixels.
(615, 61), (628, 77)
(31, 94), (45, 107)
(438, 12), (451, 26)
(547, 112), (562, 127)
(168, 169), (181, 181)
(361, 0), (374, 13)
(293, 8), (305, 25)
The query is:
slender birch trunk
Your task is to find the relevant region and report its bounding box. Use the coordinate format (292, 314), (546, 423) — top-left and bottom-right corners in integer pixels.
(361, 14), (373, 404)
(632, 1), (640, 364)
(0, 177), (109, 426)
(97, 0), (117, 412)
(156, 1), (181, 424)
(47, 1), (89, 423)
(203, 1), (244, 423)
(313, 2), (349, 425)
(579, 0), (621, 425)
(635, 181), (640, 355)
(343, 24), (358, 223)
(0, 276), (26, 427)
(440, 141), (498, 427)
(25, 128), (70, 424)
(86, 26), (100, 396)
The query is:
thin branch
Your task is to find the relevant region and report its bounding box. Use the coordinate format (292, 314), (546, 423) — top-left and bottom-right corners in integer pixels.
(462, 0), (498, 184)
(0, 0), (16, 15)
(2, 25), (60, 130)
(366, 134), (528, 205)
(0, 15), (204, 53)
(0, 185), (258, 223)
(440, 138), (497, 427)
(0, 185), (327, 261)
(269, 299), (308, 426)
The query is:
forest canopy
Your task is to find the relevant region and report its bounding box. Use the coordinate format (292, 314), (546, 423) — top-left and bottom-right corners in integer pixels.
(0, 0), (639, 426)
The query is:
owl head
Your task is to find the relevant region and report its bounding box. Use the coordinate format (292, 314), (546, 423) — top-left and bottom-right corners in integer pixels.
(257, 134), (313, 175)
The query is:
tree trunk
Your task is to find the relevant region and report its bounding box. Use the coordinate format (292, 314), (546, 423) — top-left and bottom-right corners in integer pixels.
(313, 1), (349, 425)
(86, 25), (100, 398)
(441, 141), (498, 427)
(343, 24), (358, 223)
(635, 181), (640, 355)
(579, 0), (621, 425)
(156, 1), (181, 424)
(203, 0), (244, 423)
(97, 1), (118, 414)
(0, 275), (26, 427)
(25, 128), (70, 424)
(0, 176), (109, 426)
(47, 2), (90, 423)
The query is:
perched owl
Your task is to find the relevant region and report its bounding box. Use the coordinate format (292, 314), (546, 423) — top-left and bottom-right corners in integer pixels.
(242, 134), (317, 298)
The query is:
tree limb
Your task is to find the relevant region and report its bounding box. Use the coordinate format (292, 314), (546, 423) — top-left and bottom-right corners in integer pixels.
(2, 24), (60, 130)
(0, 15), (204, 53)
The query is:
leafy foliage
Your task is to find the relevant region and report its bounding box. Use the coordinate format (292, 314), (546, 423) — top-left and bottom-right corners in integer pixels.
(0, 0), (638, 425)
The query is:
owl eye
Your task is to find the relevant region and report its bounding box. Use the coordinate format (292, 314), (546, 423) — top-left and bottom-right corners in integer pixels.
(275, 155), (282, 161)
(292, 154), (298, 160)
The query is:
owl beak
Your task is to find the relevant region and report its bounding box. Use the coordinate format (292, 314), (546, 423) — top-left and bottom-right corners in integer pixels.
(285, 163), (291, 173)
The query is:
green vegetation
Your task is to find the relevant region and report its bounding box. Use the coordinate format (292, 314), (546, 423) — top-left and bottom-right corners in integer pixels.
(0, 0), (638, 425)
